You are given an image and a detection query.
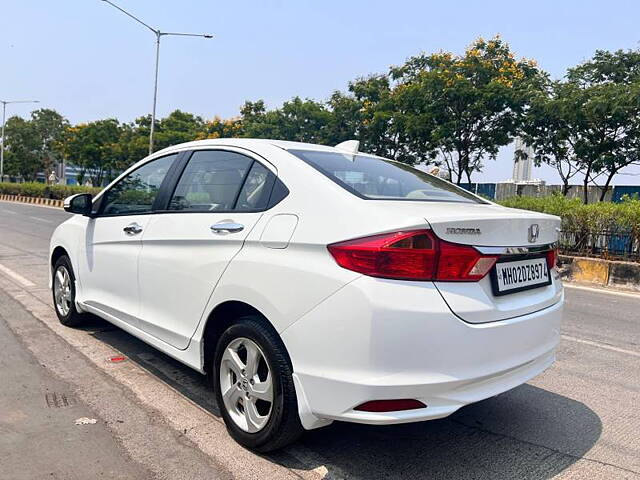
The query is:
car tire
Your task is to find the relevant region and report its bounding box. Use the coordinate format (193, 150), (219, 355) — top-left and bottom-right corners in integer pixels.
(213, 315), (303, 452)
(52, 255), (86, 327)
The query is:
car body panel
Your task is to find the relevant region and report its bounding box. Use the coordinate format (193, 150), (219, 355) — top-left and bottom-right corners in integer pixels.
(137, 210), (264, 349)
(76, 214), (153, 327)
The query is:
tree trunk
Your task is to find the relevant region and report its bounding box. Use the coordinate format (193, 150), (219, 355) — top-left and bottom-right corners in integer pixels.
(464, 168), (472, 185)
(455, 169), (463, 185)
(582, 172), (590, 204)
(599, 171), (616, 202)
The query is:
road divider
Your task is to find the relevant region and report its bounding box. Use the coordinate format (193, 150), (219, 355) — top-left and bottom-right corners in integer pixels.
(0, 194), (63, 208)
(559, 255), (640, 292)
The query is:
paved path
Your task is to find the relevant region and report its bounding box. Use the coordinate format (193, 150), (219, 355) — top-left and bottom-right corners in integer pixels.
(1, 200), (639, 479)
(0, 292), (151, 480)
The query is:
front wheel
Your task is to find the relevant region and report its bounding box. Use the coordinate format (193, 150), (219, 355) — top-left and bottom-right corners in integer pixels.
(213, 316), (303, 452)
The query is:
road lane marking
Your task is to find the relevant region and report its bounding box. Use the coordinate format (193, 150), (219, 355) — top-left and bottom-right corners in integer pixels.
(2, 210), (16, 214)
(564, 283), (640, 299)
(562, 334), (640, 358)
(28, 215), (53, 224)
(0, 263), (36, 288)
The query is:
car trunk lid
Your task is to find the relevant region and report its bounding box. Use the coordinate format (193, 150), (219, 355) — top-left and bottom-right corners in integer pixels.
(422, 202), (562, 323)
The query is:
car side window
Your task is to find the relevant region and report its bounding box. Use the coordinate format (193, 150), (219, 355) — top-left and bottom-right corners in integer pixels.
(168, 150), (253, 212)
(101, 154), (178, 216)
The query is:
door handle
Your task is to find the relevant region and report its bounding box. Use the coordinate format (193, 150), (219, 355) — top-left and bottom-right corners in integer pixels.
(210, 222), (244, 234)
(123, 222), (143, 235)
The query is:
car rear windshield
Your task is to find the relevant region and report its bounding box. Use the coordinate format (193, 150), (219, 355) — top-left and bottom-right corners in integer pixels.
(289, 149), (484, 204)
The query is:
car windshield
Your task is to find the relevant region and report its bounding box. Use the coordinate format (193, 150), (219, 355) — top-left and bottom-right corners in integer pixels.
(289, 149), (484, 204)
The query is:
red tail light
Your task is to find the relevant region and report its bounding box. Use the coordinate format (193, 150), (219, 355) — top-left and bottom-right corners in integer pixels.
(327, 229), (498, 282)
(546, 246), (558, 270)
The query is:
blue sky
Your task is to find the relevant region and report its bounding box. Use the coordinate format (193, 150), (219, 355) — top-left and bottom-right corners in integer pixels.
(1, 0), (639, 183)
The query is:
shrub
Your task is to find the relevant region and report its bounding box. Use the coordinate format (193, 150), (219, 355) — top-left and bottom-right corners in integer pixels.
(0, 182), (101, 200)
(499, 195), (640, 234)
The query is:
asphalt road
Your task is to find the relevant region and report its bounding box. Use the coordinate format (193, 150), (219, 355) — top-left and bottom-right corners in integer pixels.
(1, 200), (639, 480)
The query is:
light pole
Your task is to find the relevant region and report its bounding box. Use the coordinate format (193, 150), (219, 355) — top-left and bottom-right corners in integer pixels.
(100, 0), (213, 155)
(1, 99), (39, 182)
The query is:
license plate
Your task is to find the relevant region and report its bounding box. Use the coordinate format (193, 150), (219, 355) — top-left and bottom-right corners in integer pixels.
(491, 256), (551, 296)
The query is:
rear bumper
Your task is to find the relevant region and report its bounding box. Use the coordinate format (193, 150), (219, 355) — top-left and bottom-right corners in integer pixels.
(282, 276), (563, 429)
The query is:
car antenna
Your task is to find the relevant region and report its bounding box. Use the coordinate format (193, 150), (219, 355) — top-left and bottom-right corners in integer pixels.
(335, 140), (360, 161)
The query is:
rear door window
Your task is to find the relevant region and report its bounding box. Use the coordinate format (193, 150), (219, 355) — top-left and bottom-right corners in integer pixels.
(168, 150), (253, 212)
(289, 149), (484, 204)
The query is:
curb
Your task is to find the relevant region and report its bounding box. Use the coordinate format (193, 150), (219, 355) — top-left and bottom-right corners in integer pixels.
(559, 255), (640, 292)
(0, 194), (63, 208)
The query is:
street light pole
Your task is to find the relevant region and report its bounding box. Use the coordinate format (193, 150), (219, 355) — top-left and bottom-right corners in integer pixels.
(0, 99), (39, 182)
(100, 0), (213, 155)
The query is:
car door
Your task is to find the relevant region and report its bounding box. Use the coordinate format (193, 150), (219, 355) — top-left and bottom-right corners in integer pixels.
(77, 153), (179, 325)
(137, 148), (277, 349)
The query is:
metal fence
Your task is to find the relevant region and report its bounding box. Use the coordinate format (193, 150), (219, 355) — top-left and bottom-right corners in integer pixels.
(559, 230), (640, 262)
(458, 183), (640, 203)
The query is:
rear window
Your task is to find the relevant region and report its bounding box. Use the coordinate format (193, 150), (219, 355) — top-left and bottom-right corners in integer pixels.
(289, 149), (484, 204)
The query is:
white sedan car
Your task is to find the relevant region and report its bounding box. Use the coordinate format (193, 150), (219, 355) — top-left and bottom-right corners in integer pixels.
(50, 139), (563, 451)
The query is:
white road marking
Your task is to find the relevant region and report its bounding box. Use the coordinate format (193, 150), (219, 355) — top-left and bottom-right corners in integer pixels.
(564, 283), (640, 299)
(28, 215), (53, 224)
(0, 263), (36, 288)
(2, 210), (16, 214)
(562, 334), (640, 358)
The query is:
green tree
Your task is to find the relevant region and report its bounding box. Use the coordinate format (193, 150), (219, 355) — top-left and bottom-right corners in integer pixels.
(568, 49), (640, 202)
(154, 110), (205, 149)
(241, 97), (332, 143)
(62, 119), (122, 186)
(3, 109), (69, 181)
(519, 81), (583, 196)
(30, 109), (69, 177)
(391, 36), (544, 183)
(521, 48), (640, 203)
(3, 116), (41, 181)
(345, 75), (417, 163)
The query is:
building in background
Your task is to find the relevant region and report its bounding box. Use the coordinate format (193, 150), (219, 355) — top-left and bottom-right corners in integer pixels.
(508, 137), (544, 185)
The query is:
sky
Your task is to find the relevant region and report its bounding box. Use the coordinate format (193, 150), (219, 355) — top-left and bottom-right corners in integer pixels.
(1, 0), (639, 184)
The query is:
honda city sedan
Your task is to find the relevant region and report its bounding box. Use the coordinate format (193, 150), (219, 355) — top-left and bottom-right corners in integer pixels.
(50, 139), (563, 451)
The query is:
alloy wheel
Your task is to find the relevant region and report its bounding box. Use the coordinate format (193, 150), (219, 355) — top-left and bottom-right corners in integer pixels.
(53, 265), (72, 317)
(219, 337), (273, 433)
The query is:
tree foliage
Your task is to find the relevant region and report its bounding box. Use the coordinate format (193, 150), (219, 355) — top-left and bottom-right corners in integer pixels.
(391, 36), (544, 183)
(3, 39), (639, 201)
(3, 109), (68, 181)
(521, 48), (640, 203)
(61, 119), (123, 186)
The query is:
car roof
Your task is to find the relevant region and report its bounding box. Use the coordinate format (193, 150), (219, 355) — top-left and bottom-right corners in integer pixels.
(154, 138), (339, 156)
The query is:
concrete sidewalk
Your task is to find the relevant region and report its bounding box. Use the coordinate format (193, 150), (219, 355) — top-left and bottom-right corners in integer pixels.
(0, 286), (232, 480)
(0, 307), (150, 479)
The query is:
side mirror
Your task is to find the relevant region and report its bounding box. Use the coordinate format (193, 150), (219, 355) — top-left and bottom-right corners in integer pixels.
(63, 193), (93, 216)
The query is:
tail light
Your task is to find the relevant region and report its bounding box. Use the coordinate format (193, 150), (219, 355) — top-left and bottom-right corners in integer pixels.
(546, 246), (558, 270)
(327, 229), (498, 282)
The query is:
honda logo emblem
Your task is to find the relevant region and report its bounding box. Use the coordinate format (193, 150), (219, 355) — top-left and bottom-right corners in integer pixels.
(528, 224), (540, 243)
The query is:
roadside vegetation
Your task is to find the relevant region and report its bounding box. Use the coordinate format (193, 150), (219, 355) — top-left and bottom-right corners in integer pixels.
(0, 182), (100, 200)
(500, 195), (640, 261)
(1, 37), (639, 203)
(500, 195), (640, 233)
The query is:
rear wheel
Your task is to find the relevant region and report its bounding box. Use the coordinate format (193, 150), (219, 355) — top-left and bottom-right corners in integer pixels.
(213, 315), (303, 452)
(52, 255), (86, 327)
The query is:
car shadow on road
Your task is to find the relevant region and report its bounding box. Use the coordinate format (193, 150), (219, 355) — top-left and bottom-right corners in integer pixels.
(84, 316), (601, 480)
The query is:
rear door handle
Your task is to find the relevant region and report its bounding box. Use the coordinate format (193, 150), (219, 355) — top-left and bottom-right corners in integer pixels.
(210, 222), (244, 234)
(123, 222), (143, 235)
